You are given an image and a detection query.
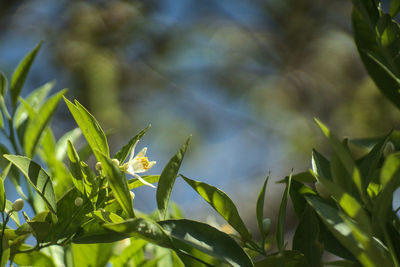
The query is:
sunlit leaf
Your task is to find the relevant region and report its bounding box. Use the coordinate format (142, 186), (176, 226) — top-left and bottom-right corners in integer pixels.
(157, 136), (191, 220)
(181, 175), (251, 241)
(97, 151), (134, 218)
(128, 175), (160, 190)
(72, 243), (114, 267)
(55, 128), (81, 161)
(10, 41), (43, 107)
(159, 219), (254, 267)
(64, 98), (109, 160)
(4, 155), (56, 214)
(0, 175), (5, 212)
(311, 149), (332, 181)
(14, 80), (54, 128)
(24, 89), (67, 158)
(113, 125), (150, 162)
(13, 244), (56, 267)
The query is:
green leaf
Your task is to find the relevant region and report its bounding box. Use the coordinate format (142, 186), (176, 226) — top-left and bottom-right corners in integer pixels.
(96, 151), (134, 218)
(289, 179), (316, 218)
(390, 0), (400, 17)
(293, 205), (323, 267)
(157, 136), (191, 220)
(181, 175), (252, 241)
(5, 200), (19, 225)
(50, 188), (92, 241)
(14, 80), (54, 128)
(352, 8), (400, 109)
(72, 243), (114, 267)
(10, 41), (43, 107)
(110, 239), (147, 267)
(113, 125), (150, 162)
(315, 173), (372, 234)
(24, 89), (67, 158)
(306, 195), (391, 267)
(4, 155), (56, 214)
(0, 247), (9, 267)
(256, 173), (269, 244)
(0, 72), (7, 97)
(276, 173), (292, 252)
(128, 175), (160, 190)
(55, 128), (81, 161)
(254, 251), (308, 267)
(311, 149), (332, 181)
(0, 176), (5, 212)
(159, 219), (254, 267)
(72, 218), (128, 244)
(13, 244), (56, 267)
(324, 260), (361, 267)
(67, 141), (85, 194)
(64, 98), (109, 160)
(105, 218), (173, 248)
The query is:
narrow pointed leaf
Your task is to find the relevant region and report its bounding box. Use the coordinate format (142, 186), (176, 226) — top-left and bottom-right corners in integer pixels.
(24, 89), (67, 158)
(97, 151), (134, 218)
(10, 41), (43, 107)
(113, 125), (151, 162)
(277, 173), (292, 252)
(55, 128), (81, 161)
(0, 177), (4, 212)
(14, 80), (54, 128)
(4, 155), (56, 214)
(157, 136), (191, 219)
(64, 98), (109, 160)
(67, 141), (85, 194)
(256, 174), (269, 243)
(255, 251), (308, 267)
(159, 219), (254, 267)
(181, 175), (251, 241)
(312, 149), (332, 181)
(0, 72), (7, 97)
(128, 175), (160, 190)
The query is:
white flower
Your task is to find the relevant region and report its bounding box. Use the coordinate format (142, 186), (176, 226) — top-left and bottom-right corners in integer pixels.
(122, 142), (156, 188)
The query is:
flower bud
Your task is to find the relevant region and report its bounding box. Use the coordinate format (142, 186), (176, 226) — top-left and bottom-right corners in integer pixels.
(315, 181), (330, 199)
(96, 162), (102, 171)
(262, 218), (271, 236)
(74, 197), (83, 206)
(12, 198), (24, 211)
(112, 158), (120, 166)
(383, 142), (395, 158)
(130, 191), (135, 199)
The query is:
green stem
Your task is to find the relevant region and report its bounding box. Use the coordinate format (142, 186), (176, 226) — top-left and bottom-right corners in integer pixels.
(0, 212), (10, 257)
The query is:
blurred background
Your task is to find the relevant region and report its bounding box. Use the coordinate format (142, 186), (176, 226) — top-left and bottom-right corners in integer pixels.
(1, 0), (400, 242)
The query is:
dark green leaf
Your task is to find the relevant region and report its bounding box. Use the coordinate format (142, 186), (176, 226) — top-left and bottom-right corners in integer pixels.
(289, 179), (316, 218)
(256, 174), (269, 244)
(73, 219), (128, 244)
(105, 218), (173, 248)
(0, 175), (5, 212)
(24, 89), (67, 158)
(311, 149), (332, 181)
(324, 260), (361, 267)
(4, 155), (56, 214)
(159, 219), (254, 267)
(293, 205), (323, 267)
(64, 98), (109, 160)
(390, 0), (400, 17)
(255, 251), (308, 267)
(157, 136), (191, 220)
(97, 151), (134, 218)
(113, 125), (150, 162)
(0, 72), (7, 97)
(10, 41), (43, 107)
(182, 175), (251, 241)
(277, 173), (292, 252)
(67, 141), (85, 194)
